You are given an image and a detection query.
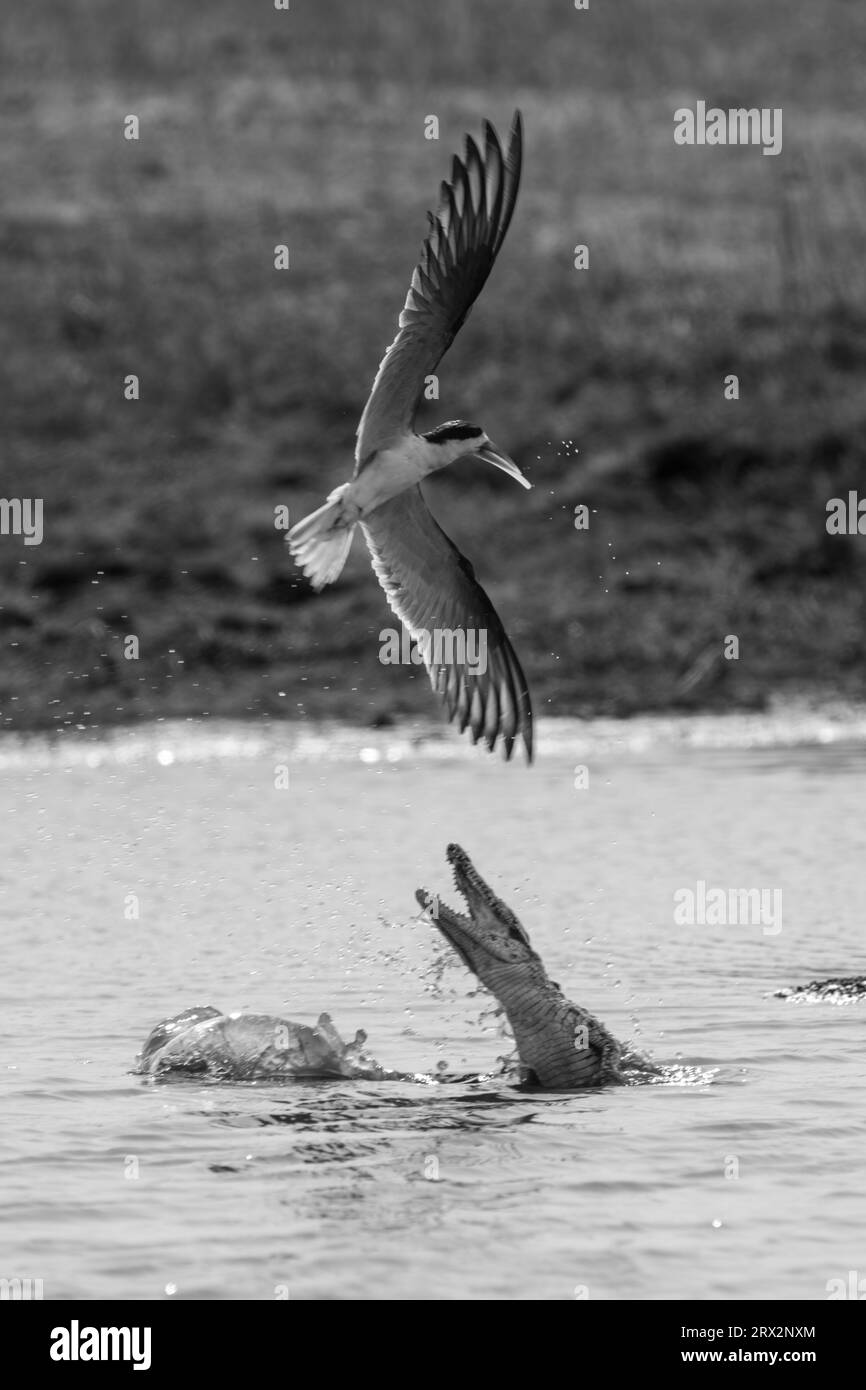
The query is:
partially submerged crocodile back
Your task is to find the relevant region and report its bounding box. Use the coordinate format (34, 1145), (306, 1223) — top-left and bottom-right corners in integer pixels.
(138, 1007), (388, 1080)
(417, 843), (654, 1089)
(773, 976), (866, 1004)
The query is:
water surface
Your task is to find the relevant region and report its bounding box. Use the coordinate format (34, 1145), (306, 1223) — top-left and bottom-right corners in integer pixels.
(2, 714), (865, 1300)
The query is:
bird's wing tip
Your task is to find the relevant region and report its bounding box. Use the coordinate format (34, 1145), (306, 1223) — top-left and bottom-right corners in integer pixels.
(502, 725), (533, 765)
(508, 110), (524, 155)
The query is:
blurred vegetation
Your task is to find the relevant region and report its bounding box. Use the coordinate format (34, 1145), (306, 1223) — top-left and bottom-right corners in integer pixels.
(1, 0), (865, 732)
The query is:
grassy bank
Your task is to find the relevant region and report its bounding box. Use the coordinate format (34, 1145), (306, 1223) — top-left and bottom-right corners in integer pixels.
(1, 0), (865, 732)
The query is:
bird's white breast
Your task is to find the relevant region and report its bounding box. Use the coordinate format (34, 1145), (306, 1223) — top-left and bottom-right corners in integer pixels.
(350, 435), (437, 515)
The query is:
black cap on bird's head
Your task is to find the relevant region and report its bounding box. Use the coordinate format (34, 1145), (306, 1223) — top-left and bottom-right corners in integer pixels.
(423, 421), (485, 445)
(422, 421), (531, 489)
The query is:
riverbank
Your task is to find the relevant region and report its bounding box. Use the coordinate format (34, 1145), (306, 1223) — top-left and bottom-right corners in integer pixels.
(2, 0), (865, 733)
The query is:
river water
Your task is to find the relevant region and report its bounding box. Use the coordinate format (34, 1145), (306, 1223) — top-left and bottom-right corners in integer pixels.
(2, 711), (865, 1300)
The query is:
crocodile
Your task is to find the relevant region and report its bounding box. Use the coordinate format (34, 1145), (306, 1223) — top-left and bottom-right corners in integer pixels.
(772, 976), (866, 1004)
(138, 845), (655, 1088)
(416, 843), (646, 1087)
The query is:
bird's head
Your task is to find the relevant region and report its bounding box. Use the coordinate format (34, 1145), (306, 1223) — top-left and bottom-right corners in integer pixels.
(420, 421), (531, 489)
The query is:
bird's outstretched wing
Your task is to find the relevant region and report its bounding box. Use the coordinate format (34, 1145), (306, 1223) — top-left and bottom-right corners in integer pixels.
(360, 487), (533, 761)
(355, 111), (523, 469)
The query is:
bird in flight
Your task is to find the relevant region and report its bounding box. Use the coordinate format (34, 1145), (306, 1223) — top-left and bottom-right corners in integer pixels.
(289, 112), (533, 762)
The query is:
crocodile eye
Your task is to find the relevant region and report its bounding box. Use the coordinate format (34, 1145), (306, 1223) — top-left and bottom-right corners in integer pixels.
(507, 925), (525, 943)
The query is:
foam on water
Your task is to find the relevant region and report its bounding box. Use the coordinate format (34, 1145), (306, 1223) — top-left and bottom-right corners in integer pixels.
(2, 700), (866, 771)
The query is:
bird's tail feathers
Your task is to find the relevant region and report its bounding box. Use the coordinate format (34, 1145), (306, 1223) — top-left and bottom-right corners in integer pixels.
(288, 486), (356, 590)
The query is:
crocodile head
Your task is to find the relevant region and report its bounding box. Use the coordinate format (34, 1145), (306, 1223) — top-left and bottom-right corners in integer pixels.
(416, 844), (627, 1089)
(415, 842), (546, 987)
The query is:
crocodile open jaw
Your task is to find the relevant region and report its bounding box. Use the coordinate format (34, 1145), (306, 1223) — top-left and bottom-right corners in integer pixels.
(416, 842), (537, 972)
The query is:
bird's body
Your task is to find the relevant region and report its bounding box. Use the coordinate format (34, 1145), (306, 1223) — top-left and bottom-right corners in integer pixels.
(288, 112), (533, 761)
(347, 433), (460, 517)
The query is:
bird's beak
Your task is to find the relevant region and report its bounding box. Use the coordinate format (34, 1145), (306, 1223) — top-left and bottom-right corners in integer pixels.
(474, 443), (532, 490)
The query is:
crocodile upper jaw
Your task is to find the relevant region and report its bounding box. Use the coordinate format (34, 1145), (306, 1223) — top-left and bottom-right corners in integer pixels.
(416, 842), (540, 974)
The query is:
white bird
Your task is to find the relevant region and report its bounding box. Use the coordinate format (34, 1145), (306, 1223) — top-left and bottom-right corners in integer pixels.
(289, 111), (532, 761)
